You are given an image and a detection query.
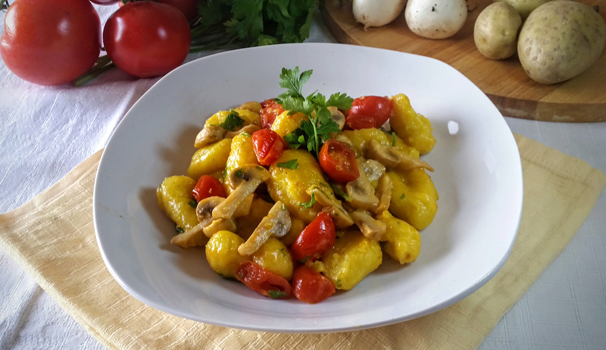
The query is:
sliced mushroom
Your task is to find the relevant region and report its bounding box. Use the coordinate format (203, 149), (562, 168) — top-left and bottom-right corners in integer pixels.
(327, 106), (346, 130)
(332, 134), (354, 149)
(346, 158), (379, 211)
(196, 196), (225, 226)
(213, 165), (270, 220)
(373, 174), (393, 215)
(362, 159), (386, 184)
(194, 125), (226, 148)
(170, 222), (207, 248)
(367, 139), (434, 172)
(238, 201), (291, 256)
(203, 218), (237, 238)
(351, 210), (387, 241)
(225, 124), (260, 138)
(307, 186), (354, 229)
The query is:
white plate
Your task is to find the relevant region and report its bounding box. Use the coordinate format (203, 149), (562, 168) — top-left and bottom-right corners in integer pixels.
(94, 43), (523, 333)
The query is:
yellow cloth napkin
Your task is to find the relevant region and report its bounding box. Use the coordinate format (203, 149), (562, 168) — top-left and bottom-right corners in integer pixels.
(0, 134), (604, 350)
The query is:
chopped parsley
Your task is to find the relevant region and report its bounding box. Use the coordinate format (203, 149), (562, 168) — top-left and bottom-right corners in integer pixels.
(299, 255), (309, 264)
(275, 67), (353, 157)
(330, 183), (351, 202)
(392, 131), (397, 147)
(299, 192), (316, 209)
(277, 159), (299, 170)
(220, 110), (245, 131)
(268, 290), (287, 299)
(400, 194), (406, 199)
(175, 226), (184, 234)
(282, 203), (286, 211)
(336, 279), (342, 288)
(280, 248), (286, 256)
(188, 200), (197, 209)
(234, 169), (244, 178)
(241, 131), (251, 137)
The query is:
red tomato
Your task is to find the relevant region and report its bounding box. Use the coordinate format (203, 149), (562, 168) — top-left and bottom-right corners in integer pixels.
(260, 99), (285, 129)
(0, 0), (101, 86)
(235, 261), (292, 299)
(252, 129), (287, 166)
(292, 266), (336, 304)
(192, 175), (226, 202)
(91, 0), (120, 5)
(290, 212), (336, 263)
(319, 140), (360, 183)
(118, 0), (199, 21)
(346, 96), (393, 130)
(103, 2), (191, 78)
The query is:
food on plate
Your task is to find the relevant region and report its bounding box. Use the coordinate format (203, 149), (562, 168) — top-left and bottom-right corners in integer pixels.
(352, 0), (406, 30)
(157, 67), (438, 303)
(517, 1), (606, 85)
(474, 2), (522, 60)
(0, 0), (101, 86)
(405, 0), (468, 39)
(494, 0), (553, 19)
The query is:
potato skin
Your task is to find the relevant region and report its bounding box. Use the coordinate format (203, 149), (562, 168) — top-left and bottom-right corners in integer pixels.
(388, 169), (438, 231)
(495, 0), (552, 20)
(251, 238), (294, 280)
(518, 1), (606, 84)
(156, 175), (199, 231)
(187, 138), (232, 181)
(267, 149), (334, 223)
(316, 231), (382, 290)
(377, 210), (421, 264)
(205, 230), (249, 279)
(389, 94), (435, 155)
(474, 2), (522, 59)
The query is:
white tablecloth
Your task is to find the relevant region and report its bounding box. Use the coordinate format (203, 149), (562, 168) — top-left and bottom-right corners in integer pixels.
(1, 6), (605, 350)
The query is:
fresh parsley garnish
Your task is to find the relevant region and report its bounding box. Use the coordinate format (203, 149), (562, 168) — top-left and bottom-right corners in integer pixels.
(241, 131), (251, 137)
(336, 279), (342, 288)
(280, 248), (286, 256)
(175, 226), (184, 234)
(234, 169), (244, 178)
(330, 183), (351, 202)
(268, 290), (287, 299)
(299, 255), (309, 264)
(282, 203), (286, 211)
(392, 131), (397, 147)
(220, 110), (245, 131)
(299, 192), (316, 208)
(275, 67), (353, 157)
(400, 194), (406, 199)
(188, 200), (197, 209)
(277, 159), (299, 169)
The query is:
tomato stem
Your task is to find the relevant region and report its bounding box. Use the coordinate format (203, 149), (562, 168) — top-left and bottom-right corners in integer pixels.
(73, 63), (116, 87)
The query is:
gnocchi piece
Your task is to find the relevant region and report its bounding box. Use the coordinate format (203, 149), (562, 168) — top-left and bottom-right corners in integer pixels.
(225, 133), (259, 191)
(387, 168), (438, 231)
(156, 175), (199, 232)
(377, 210), (421, 264)
(251, 238), (294, 280)
(340, 128), (420, 159)
(315, 230), (382, 290)
(267, 149), (335, 223)
(280, 218), (306, 247)
(187, 138), (232, 181)
(390, 94), (436, 155)
(204, 109), (261, 128)
(235, 198), (274, 240)
(205, 230), (249, 279)
(270, 111), (308, 138)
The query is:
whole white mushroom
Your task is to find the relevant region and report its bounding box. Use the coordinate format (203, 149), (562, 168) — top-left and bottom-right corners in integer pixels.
(405, 0), (468, 39)
(353, 0), (407, 30)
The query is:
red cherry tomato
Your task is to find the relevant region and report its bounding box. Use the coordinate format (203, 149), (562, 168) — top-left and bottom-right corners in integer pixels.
(118, 0), (199, 21)
(192, 175), (226, 202)
(260, 99), (285, 129)
(292, 266), (336, 304)
(290, 212), (336, 263)
(346, 96), (393, 130)
(252, 129), (287, 166)
(235, 261), (292, 299)
(91, 0), (120, 5)
(103, 2), (191, 78)
(319, 140), (360, 183)
(0, 0), (101, 86)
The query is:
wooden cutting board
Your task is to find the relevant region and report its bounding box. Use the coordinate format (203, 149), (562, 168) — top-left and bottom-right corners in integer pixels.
(323, 0), (606, 122)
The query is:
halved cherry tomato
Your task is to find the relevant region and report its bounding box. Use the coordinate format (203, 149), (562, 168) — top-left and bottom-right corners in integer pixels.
(290, 212), (335, 263)
(319, 140), (359, 183)
(192, 175), (226, 202)
(235, 261), (292, 299)
(260, 99), (285, 129)
(346, 96), (393, 130)
(252, 129), (287, 166)
(292, 266), (336, 304)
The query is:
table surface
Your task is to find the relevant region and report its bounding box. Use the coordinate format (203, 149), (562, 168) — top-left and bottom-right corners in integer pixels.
(1, 6), (605, 350)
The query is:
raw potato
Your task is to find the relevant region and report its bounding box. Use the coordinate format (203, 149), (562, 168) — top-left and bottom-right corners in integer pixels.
(405, 0), (468, 39)
(518, 1), (606, 84)
(495, 0), (552, 20)
(474, 2), (522, 59)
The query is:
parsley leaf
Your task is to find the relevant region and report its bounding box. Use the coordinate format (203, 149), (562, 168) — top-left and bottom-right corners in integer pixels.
(268, 290), (287, 299)
(326, 92), (354, 110)
(176, 226), (184, 234)
(400, 193), (406, 199)
(234, 169), (244, 178)
(277, 159), (299, 169)
(188, 200), (198, 209)
(336, 279), (342, 288)
(299, 192), (316, 208)
(278, 67), (312, 100)
(330, 183), (351, 202)
(220, 110), (245, 131)
(392, 131), (397, 147)
(298, 255), (309, 264)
